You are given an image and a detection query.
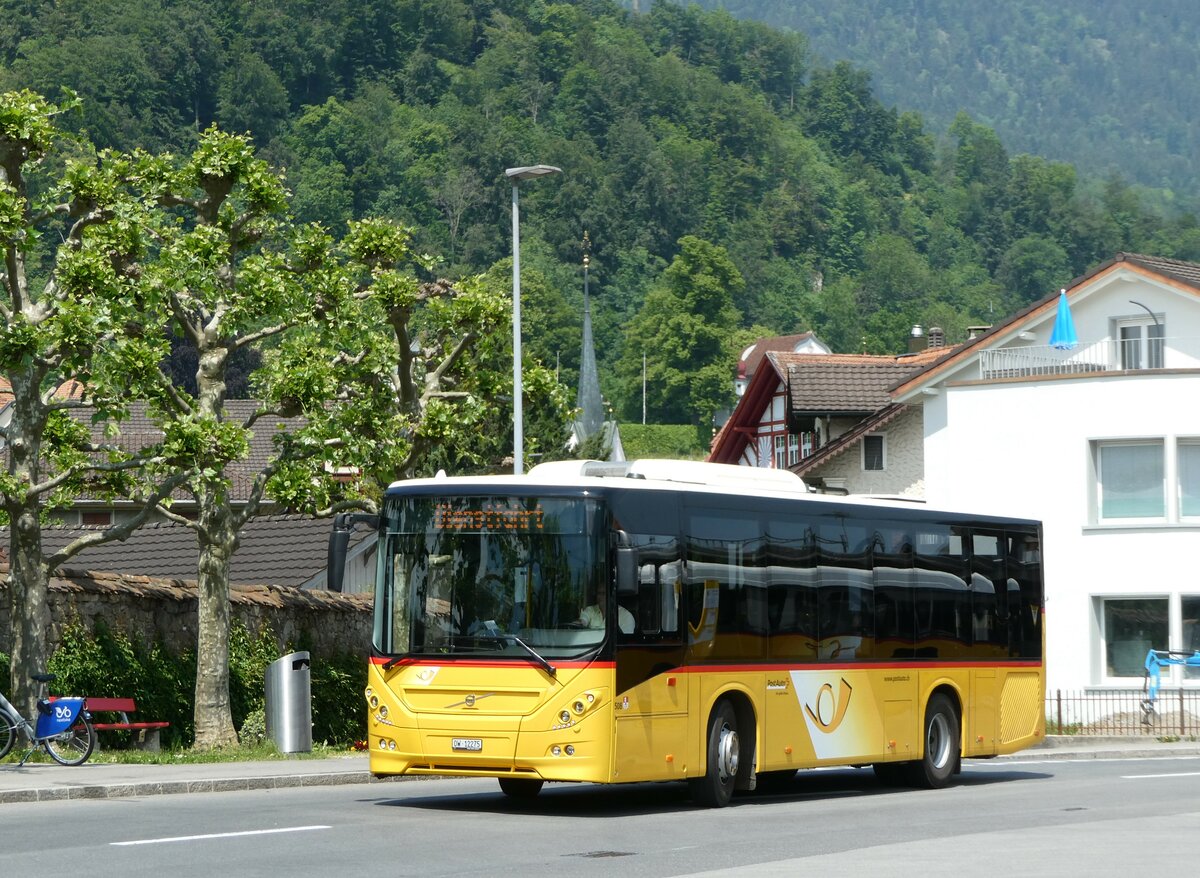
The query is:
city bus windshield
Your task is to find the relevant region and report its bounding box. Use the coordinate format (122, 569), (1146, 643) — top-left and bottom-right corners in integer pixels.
(373, 495), (608, 661)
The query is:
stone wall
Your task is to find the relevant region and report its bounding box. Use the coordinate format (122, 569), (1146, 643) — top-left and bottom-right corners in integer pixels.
(0, 566), (373, 663)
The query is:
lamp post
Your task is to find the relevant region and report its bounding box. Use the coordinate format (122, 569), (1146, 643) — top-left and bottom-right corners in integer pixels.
(506, 164), (562, 474)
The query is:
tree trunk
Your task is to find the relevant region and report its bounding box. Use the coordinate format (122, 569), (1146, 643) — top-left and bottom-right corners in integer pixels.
(6, 506), (50, 721)
(190, 345), (239, 749)
(191, 487), (238, 748)
(4, 372), (51, 720)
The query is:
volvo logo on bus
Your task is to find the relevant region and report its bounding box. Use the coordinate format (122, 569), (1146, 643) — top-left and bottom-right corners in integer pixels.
(446, 692), (494, 709)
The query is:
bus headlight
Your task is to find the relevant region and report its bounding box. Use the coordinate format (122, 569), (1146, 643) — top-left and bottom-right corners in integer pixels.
(573, 701), (585, 715)
(559, 710), (572, 725)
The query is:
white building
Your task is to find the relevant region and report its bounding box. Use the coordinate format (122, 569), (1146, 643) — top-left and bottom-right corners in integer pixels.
(894, 253), (1200, 696)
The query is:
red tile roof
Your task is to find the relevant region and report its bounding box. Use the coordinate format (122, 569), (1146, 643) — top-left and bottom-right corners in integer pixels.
(737, 332), (820, 380)
(710, 346), (957, 463)
(779, 352), (943, 414)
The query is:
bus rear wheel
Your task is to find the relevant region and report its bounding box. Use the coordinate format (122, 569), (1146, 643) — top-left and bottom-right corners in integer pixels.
(498, 777), (544, 799)
(905, 694), (959, 789)
(689, 699), (740, 808)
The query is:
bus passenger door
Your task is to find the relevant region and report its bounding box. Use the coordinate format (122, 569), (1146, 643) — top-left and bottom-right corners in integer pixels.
(613, 539), (689, 782)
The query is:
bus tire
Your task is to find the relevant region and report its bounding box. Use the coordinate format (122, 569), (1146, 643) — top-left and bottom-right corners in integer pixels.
(689, 699), (740, 808)
(498, 778), (544, 799)
(906, 694), (959, 789)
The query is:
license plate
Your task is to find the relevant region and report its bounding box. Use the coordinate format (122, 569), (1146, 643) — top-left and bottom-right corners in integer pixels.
(451, 738), (483, 752)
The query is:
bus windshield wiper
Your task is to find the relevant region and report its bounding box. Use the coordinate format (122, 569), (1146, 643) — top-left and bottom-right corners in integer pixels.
(480, 621), (556, 677)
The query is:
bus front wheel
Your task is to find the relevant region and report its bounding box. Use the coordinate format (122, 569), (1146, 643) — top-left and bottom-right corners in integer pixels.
(498, 777), (544, 799)
(906, 694), (959, 789)
(689, 699), (740, 808)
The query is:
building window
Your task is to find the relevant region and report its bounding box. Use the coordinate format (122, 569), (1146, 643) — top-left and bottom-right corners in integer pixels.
(787, 434), (800, 466)
(1103, 597), (1167, 679)
(1118, 319), (1165, 370)
(1179, 442), (1200, 519)
(773, 434), (787, 469)
(863, 434), (885, 471)
(1097, 441), (1164, 520)
(80, 510), (112, 527)
(1185, 596), (1200, 680)
(800, 432), (814, 458)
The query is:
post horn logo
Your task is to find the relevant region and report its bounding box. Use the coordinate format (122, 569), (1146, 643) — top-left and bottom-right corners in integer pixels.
(804, 678), (853, 734)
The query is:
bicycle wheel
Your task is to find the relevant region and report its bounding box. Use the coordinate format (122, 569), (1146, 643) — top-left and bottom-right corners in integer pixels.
(43, 713), (95, 766)
(0, 707), (17, 759)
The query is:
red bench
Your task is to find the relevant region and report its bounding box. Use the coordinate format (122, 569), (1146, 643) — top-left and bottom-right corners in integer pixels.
(86, 697), (170, 750)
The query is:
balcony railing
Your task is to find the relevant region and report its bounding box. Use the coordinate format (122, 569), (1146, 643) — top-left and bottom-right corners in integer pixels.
(979, 338), (1200, 380)
(1047, 688), (1200, 736)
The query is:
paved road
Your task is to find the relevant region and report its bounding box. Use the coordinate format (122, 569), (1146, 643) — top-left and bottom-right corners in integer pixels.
(2, 754), (1199, 877)
(2, 735), (1199, 804)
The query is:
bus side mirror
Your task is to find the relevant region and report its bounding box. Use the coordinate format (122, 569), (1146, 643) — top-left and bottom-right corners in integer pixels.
(327, 512), (380, 593)
(616, 547), (638, 597)
(327, 526), (350, 592)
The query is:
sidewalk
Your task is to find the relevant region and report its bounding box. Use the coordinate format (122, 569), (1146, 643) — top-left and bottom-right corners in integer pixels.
(3, 736), (1199, 805)
(0, 754), (389, 804)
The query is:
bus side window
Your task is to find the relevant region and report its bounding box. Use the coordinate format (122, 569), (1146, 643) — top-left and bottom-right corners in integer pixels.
(623, 534), (683, 642)
(970, 530), (1008, 658)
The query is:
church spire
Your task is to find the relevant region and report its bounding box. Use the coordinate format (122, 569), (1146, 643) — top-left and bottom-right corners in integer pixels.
(576, 231), (604, 439)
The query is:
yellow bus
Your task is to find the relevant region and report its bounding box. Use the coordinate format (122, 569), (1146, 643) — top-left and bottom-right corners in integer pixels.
(331, 459), (1044, 806)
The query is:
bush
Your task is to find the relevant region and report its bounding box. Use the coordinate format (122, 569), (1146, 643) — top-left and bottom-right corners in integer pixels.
(619, 424), (708, 460)
(50, 621), (195, 748)
(309, 652), (366, 745)
(47, 619), (366, 749)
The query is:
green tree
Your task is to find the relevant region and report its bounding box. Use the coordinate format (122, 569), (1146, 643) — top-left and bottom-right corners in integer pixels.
(616, 236), (742, 434)
(0, 90), (186, 716)
(997, 235), (1072, 304)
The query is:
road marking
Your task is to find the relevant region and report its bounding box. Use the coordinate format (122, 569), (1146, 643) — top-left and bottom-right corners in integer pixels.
(112, 825), (332, 846)
(1122, 771), (1200, 779)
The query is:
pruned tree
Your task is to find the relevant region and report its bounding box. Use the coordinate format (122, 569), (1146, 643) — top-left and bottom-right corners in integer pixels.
(131, 131), (571, 747)
(0, 90), (186, 717)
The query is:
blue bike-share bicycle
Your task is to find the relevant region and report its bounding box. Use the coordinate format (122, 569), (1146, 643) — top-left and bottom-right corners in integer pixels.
(0, 673), (95, 766)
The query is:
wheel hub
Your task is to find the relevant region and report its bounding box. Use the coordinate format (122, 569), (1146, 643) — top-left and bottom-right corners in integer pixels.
(717, 723), (739, 782)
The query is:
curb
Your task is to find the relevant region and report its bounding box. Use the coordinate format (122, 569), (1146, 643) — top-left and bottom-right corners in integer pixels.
(0, 769), (405, 805)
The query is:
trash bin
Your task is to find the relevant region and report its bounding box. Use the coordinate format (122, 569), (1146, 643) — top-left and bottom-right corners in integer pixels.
(264, 651), (312, 753)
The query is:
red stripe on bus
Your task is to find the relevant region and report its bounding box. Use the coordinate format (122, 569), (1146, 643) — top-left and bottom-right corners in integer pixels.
(369, 655), (1039, 672)
(675, 660), (1043, 673)
(370, 656), (614, 670)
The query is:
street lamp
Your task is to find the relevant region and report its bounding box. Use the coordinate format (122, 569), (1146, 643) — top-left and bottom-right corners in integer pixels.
(506, 164), (562, 474)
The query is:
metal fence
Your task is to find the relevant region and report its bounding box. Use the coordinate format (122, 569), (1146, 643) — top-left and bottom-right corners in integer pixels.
(978, 337), (1200, 380)
(1046, 688), (1200, 736)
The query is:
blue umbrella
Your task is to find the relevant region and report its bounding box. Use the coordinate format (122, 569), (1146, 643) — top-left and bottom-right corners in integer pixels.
(1049, 289), (1078, 350)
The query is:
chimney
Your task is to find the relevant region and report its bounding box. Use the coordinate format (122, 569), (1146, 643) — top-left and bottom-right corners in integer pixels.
(928, 327), (945, 349)
(908, 325), (925, 353)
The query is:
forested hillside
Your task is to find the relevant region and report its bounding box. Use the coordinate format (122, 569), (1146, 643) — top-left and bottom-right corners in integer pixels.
(690, 0), (1200, 203)
(2, 0), (1197, 427)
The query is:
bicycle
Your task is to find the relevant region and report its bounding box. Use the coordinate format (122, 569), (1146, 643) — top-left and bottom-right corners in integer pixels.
(0, 673), (96, 766)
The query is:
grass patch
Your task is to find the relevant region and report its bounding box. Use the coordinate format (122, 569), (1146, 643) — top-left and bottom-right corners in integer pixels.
(2, 740), (359, 766)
